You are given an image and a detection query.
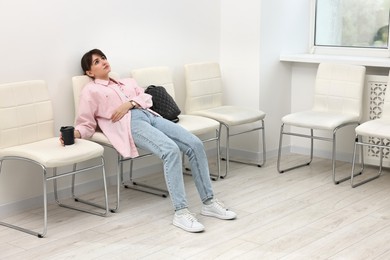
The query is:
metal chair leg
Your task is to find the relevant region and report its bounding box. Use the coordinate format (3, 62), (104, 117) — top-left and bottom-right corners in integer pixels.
(332, 130), (353, 184)
(108, 155), (123, 213)
(110, 156), (122, 213)
(124, 155), (168, 198)
(277, 124), (313, 173)
(0, 160), (47, 238)
(216, 128), (221, 180)
(220, 121), (266, 179)
(0, 156), (108, 238)
(223, 124), (230, 178)
(56, 157), (109, 217)
(351, 136), (382, 188)
(332, 127), (362, 184)
(260, 119), (266, 167)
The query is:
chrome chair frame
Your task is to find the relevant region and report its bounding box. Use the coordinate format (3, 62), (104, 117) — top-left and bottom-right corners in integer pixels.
(0, 156), (108, 238)
(277, 122), (360, 184)
(351, 135), (385, 188)
(219, 120), (266, 178)
(93, 143), (168, 213)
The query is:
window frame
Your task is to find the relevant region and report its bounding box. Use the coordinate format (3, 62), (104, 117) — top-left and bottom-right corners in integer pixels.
(309, 0), (390, 58)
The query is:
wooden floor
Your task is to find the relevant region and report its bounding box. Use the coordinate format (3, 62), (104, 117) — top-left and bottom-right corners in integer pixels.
(1, 154), (390, 259)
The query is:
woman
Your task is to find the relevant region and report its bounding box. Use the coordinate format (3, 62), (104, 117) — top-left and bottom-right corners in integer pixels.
(72, 49), (236, 232)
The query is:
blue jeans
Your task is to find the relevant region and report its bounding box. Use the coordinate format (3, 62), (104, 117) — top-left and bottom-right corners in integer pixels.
(130, 109), (214, 211)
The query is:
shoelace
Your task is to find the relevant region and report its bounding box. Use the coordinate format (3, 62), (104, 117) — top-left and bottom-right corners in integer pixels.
(212, 199), (228, 212)
(179, 210), (199, 222)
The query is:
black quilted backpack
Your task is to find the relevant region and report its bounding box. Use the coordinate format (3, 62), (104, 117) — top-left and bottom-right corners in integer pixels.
(145, 85), (181, 123)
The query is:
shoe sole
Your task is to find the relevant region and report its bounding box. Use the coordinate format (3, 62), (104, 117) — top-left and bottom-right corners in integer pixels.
(173, 220), (205, 233)
(201, 210), (237, 220)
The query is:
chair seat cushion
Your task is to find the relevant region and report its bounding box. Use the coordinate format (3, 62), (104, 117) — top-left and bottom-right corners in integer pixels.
(90, 131), (113, 147)
(177, 115), (219, 135)
(355, 119), (390, 139)
(282, 111), (360, 130)
(193, 106), (266, 126)
(90, 131), (151, 158)
(0, 138), (104, 168)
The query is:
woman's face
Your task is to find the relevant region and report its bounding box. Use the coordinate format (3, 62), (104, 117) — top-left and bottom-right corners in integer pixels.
(86, 54), (111, 80)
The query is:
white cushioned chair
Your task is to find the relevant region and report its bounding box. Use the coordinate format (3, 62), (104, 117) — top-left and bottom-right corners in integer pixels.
(277, 62), (366, 184)
(184, 62), (266, 178)
(130, 66), (221, 180)
(0, 80), (108, 238)
(351, 71), (390, 187)
(72, 73), (168, 213)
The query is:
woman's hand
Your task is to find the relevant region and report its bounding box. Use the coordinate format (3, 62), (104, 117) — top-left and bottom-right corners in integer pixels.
(111, 102), (133, 122)
(74, 130), (81, 139)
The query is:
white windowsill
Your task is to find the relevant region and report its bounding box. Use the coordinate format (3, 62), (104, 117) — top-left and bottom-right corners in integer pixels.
(280, 53), (390, 68)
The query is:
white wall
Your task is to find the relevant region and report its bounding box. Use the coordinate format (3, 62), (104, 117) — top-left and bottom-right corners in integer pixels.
(0, 0), (220, 211)
(259, 0), (311, 155)
(219, 0), (310, 159)
(219, 0), (262, 157)
(0, 0), (221, 120)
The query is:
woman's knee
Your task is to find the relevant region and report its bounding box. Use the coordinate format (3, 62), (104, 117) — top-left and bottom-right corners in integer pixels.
(190, 136), (204, 150)
(184, 137), (205, 157)
(161, 141), (181, 159)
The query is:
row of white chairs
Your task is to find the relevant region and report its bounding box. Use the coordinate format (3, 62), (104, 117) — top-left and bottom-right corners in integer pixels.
(277, 62), (390, 189)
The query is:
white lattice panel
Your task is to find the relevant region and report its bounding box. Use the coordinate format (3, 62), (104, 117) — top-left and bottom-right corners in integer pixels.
(363, 75), (390, 166)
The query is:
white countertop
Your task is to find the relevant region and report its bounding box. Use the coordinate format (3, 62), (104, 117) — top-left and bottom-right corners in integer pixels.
(280, 53), (390, 68)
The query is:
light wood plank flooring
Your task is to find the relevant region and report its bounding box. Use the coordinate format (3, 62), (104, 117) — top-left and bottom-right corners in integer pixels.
(1, 155), (390, 259)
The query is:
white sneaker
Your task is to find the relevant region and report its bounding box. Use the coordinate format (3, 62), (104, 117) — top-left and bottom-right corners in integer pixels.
(173, 208), (205, 232)
(201, 199), (237, 220)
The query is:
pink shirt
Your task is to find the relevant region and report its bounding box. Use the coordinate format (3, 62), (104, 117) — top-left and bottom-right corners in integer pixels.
(75, 78), (155, 158)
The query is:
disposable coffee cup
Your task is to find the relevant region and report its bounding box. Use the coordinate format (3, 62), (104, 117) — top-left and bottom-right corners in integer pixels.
(60, 126), (75, 145)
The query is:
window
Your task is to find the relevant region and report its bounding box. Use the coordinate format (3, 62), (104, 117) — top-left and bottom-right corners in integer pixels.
(311, 0), (390, 57)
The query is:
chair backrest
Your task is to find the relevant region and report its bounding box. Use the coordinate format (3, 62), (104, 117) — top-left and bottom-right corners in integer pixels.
(313, 63), (366, 119)
(184, 62), (223, 114)
(0, 80), (54, 149)
(131, 67), (176, 99)
(381, 70), (390, 120)
(72, 72), (120, 120)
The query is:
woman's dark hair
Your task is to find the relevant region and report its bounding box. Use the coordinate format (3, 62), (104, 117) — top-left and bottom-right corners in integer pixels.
(81, 49), (107, 75)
